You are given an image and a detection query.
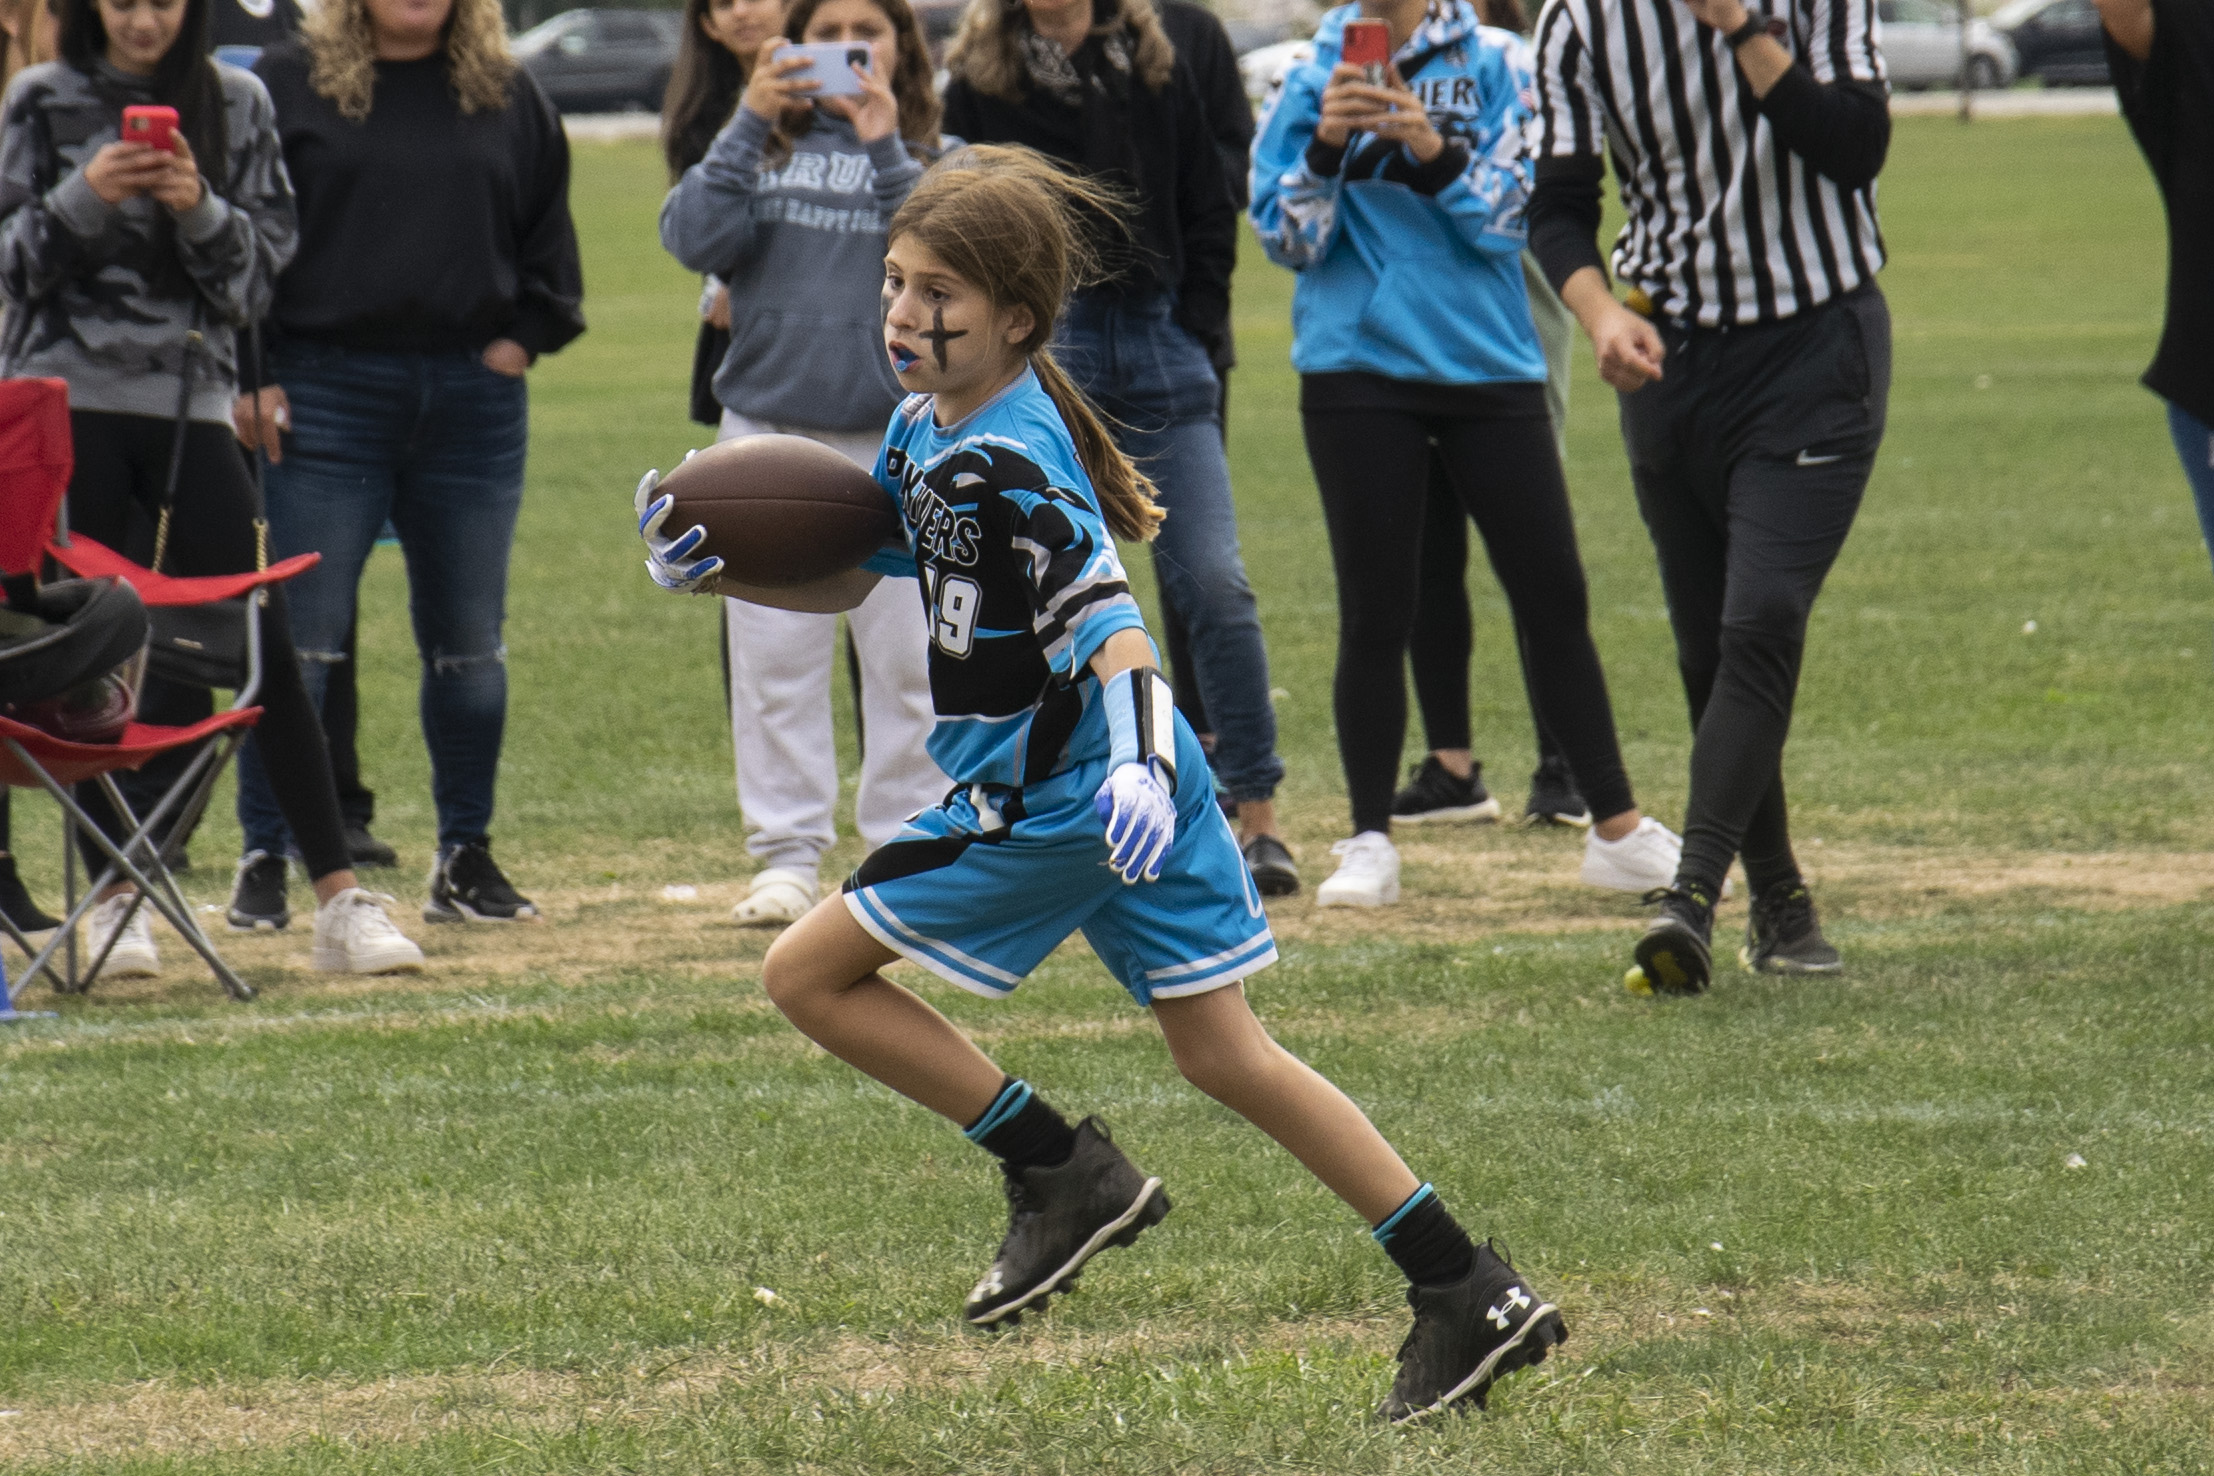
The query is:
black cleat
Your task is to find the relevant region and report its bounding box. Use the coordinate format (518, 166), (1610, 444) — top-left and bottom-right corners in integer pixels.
(964, 1118), (1169, 1327)
(1741, 878), (1842, 975)
(1391, 756), (1502, 825)
(226, 850), (291, 932)
(424, 840), (539, 923)
(1522, 755), (1591, 828)
(345, 823), (398, 870)
(1626, 885), (1714, 996)
(1381, 1241), (1567, 1424)
(1242, 833), (1301, 898)
(0, 852), (60, 934)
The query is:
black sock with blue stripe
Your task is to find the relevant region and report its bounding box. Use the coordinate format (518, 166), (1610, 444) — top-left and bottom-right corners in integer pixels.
(1373, 1183), (1475, 1288)
(964, 1077), (1077, 1171)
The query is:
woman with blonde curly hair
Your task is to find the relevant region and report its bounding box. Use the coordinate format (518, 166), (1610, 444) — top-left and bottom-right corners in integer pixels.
(227, 0), (583, 932)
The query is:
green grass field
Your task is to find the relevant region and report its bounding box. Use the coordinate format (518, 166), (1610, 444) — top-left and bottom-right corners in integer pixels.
(0, 115), (2208, 1472)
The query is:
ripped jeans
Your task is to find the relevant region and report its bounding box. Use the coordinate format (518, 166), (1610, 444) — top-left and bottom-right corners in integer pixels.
(235, 343), (528, 855)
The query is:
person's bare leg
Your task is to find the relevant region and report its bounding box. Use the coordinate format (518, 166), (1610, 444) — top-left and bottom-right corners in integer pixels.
(1592, 807), (1641, 841)
(761, 895), (1007, 1125)
(1152, 983), (1418, 1224)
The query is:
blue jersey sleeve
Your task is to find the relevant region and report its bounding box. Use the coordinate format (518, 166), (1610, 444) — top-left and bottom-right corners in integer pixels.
(999, 478), (1145, 680)
(863, 440), (917, 578)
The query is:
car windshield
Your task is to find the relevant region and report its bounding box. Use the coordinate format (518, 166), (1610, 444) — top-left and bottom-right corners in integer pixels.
(513, 12), (586, 57)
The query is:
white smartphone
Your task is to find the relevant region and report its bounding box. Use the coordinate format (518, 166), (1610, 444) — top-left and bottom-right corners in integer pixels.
(783, 41), (874, 96)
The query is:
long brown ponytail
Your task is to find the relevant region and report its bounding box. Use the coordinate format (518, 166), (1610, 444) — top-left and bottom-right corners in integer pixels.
(886, 145), (1165, 544)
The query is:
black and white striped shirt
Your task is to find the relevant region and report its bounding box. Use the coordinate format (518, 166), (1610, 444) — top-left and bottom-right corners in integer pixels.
(1530, 0), (1887, 326)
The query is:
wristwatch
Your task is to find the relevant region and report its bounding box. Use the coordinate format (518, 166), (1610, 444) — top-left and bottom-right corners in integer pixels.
(1725, 13), (1771, 48)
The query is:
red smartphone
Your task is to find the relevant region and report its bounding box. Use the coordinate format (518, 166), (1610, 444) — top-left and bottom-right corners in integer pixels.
(1341, 19), (1390, 85)
(121, 104), (179, 153)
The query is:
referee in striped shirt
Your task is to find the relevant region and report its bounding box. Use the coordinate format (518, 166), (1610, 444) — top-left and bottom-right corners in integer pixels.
(1526, 0), (1891, 995)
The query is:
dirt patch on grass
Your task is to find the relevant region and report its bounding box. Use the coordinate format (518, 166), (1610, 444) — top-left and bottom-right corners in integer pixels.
(8, 840), (2207, 1022)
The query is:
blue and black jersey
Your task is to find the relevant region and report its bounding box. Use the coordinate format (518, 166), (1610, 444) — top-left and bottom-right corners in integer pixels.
(864, 368), (1148, 789)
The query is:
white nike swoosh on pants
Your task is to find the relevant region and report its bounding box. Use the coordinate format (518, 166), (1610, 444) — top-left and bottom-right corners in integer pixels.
(1796, 450), (1845, 467)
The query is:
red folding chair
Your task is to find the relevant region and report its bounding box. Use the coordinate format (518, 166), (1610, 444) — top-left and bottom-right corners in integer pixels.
(0, 377), (317, 1011)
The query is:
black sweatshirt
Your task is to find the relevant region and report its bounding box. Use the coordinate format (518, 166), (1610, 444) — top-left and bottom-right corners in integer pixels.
(2106, 0), (2214, 427)
(252, 39), (584, 359)
(1159, 0), (1255, 211)
(1527, 68), (1888, 299)
(940, 31), (1236, 362)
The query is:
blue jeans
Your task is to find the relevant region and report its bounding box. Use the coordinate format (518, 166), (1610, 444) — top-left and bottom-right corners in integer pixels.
(237, 344), (528, 854)
(1053, 292), (1283, 803)
(2167, 402), (2214, 574)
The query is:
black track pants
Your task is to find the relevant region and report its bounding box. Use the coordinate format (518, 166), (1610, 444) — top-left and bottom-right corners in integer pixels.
(1409, 453), (1569, 772)
(65, 411), (351, 881)
(1618, 286), (1891, 898)
(1303, 403), (1635, 837)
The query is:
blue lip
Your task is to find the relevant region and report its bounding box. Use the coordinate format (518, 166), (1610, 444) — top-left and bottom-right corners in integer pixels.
(890, 347), (919, 371)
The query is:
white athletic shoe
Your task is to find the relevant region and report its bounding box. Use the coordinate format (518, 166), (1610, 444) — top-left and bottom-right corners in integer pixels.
(312, 888), (426, 974)
(1316, 831), (1401, 908)
(731, 866), (819, 927)
(86, 893), (159, 978)
(1580, 816), (1684, 894)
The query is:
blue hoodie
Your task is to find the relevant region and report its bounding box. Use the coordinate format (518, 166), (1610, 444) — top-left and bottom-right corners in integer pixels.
(1250, 2), (1545, 386)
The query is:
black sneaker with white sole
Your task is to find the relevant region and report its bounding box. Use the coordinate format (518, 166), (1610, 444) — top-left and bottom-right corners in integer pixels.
(1242, 832), (1301, 897)
(1742, 878), (1842, 975)
(1626, 884), (1715, 997)
(1523, 755), (1591, 827)
(226, 850), (291, 932)
(1380, 1241), (1567, 1423)
(1390, 756), (1503, 825)
(424, 840), (540, 923)
(963, 1117), (1169, 1327)
(0, 852), (60, 934)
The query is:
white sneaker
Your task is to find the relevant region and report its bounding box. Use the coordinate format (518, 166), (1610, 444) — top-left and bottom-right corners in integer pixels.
(86, 893), (159, 978)
(1580, 816), (1684, 894)
(731, 866), (819, 927)
(1315, 831), (1401, 908)
(312, 888), (426, 974)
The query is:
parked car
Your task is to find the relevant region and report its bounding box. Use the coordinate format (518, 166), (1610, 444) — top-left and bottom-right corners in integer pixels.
(516, 7), (681, 114)
(1992, 0), (2110, 86)
(1879, 0), (2018, 89)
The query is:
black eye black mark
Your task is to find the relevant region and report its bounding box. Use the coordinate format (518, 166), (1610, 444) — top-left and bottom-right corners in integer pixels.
(923, 304), (968, 371)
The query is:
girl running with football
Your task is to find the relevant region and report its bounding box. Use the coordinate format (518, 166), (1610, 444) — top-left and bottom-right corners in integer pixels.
(636, 144), (1565, 1424)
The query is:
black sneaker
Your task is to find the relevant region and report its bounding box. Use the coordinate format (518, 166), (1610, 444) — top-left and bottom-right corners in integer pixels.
(424, 840), (540, 923)
(1523, 755), (1591, 828)
(1626, 884), (1715, 997)
(963, 1117), (1170, 1327)
(0, 852), (60, 934)
(1380, 1240), (1568, 1424)
(226, 850), (291, 932)
(345, 824), (398, 870)
(1242, 833), (1301, 897)
(1390, 756), (1503, 825)
(1742, 878), (1843, 975)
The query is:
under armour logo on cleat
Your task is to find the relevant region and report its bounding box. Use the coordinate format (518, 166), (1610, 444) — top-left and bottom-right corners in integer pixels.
(1487, 1285), (1533, 1330)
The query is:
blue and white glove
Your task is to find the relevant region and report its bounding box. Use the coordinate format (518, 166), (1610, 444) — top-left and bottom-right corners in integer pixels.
(634, 467), (723, 593)
(1092, 667), (1179, 884)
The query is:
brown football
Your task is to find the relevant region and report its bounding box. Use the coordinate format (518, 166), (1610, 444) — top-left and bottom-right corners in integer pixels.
(655, 434), (904, 588)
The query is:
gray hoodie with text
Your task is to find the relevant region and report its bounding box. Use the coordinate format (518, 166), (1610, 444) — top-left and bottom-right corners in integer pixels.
(659, 106), (920, 434)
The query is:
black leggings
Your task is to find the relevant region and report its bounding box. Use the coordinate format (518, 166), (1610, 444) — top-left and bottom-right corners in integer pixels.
(66, 410), (350, 881)
(1303, 404), (1635, 836)
(1408, 453), (1568, 771)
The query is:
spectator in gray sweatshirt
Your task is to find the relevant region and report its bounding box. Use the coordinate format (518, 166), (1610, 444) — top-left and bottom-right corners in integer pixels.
(0, 0), (423, 977)
(659, 0), (951, 930)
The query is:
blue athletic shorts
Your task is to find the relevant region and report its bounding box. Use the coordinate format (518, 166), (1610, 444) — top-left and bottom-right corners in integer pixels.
(841, 719), (1276, 1005)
